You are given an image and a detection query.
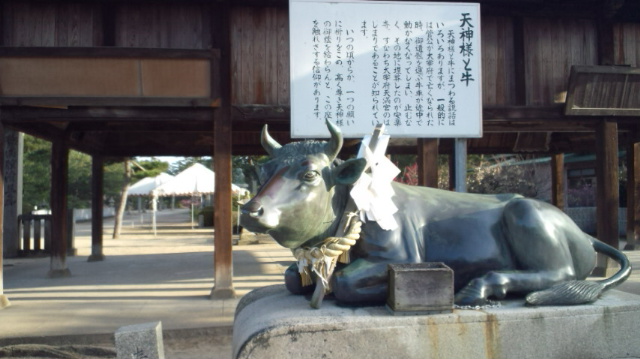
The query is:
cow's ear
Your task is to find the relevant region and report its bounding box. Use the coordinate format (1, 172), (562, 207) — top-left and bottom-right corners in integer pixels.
(332, 158), (367, 186)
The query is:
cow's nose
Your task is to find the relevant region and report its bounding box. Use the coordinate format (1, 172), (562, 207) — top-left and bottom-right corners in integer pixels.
(241, 200), (264, 218)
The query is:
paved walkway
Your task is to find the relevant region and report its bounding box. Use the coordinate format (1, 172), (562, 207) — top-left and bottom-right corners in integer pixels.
(0, 209), (292, 358)
(1, 208), (640, 358)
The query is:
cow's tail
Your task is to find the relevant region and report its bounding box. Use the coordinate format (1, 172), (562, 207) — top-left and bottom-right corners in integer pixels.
(526, 238), (631, 306)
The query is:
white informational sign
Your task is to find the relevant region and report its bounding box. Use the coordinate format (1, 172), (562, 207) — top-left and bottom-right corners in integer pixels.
(290, 0), (482, 138)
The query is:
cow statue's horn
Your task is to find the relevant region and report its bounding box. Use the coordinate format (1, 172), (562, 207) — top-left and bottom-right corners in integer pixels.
(261, 124), (282, 156)
(324, 120), (343, 162)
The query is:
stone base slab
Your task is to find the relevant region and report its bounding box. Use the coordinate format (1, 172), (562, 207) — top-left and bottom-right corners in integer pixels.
(233, 285), (640, 359)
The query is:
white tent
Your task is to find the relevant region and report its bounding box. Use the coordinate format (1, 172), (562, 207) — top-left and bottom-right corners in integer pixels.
(146, 163), (249, 233)
(152, 163), (215, 231)
(153, 163), (215, 197)
(127, 172), (175, 196)
(127, 173), (175, 225)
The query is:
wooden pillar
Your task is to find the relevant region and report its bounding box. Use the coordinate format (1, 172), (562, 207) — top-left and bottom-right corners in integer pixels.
(417, 139), (438, 188)
(49, 138), (71, 278)
(211, 111), (235, 299)
(551, 153), (565, 210)
(88, 154), (105, 262)
(625, 134), (640, 250)
(0, 119), (10, 309)
(594, 119), (619, 276)
(3, 129), (22, 258)
(210, 0), (235, 299)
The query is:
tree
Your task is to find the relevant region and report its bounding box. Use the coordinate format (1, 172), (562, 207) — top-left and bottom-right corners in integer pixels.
(391, 154), (450, 189)
(132, 158), (170, 182)
(22, 135), (126, 214)
(112, 159), (132, 239)
(390, 154), (547, 197)
(67, 150), (92, 209)
(23, 135), (51, 213)
(112, 158), (170, 238)
(466, 155), (542, 198)
(233, 155), (269, 193)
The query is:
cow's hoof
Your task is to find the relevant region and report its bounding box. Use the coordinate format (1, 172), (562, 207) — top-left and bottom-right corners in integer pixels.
(454, 282), (490, 307)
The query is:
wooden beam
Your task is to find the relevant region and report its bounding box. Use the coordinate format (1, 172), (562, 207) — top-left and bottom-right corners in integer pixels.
(233, 105), (291, 121)
(67, 122), (213, 133)
(594, 119), (619, 276)
(1, 107), (212, 121)
(0, 97), (215, 108)
(0, 117), (10, 309)
(483, 105), (569, 120)
(417, 139), (438, 188)
(88, 154), (105, 262)
(0, 47), (214, 59)
(3, 122), (65, 143)
(211, 1), (235, 300)
(231, 104), (606, 124)
(551, 153), (565, 209)
(48, 136), (71, 278)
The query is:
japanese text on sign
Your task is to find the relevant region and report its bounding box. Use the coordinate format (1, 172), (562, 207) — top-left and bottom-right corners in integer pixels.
(290, 0), (482, 138)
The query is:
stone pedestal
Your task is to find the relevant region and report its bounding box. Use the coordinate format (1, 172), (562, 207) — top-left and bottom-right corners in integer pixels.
(233, 285), (640, 359)
(115, 321), (165, 359)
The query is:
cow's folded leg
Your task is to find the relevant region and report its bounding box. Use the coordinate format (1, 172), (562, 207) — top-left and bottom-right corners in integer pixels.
(455, 270), (573, 306)
(331, 259), (390, 304)
(284, 263), (315, 295)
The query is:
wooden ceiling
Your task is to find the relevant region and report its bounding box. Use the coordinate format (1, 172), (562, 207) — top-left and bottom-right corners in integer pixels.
(0, 0), (638, 159)
(1, 104), (633, 158)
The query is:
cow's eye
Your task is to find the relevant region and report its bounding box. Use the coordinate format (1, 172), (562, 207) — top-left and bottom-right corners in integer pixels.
(302, 171), (319, 182)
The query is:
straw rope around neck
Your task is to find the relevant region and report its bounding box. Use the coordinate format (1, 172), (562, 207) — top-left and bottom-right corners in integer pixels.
(292, 212), (362, 293)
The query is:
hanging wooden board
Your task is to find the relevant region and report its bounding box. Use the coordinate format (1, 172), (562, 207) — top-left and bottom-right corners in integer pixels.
(0, 49), (217, 107)
(565, 65), (640, 116)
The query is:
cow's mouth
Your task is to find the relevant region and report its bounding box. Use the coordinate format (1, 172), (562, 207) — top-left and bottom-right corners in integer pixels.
(239, 213), (275, 234)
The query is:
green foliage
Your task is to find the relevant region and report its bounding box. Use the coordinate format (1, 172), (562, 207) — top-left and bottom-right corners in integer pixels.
(132, 158), (170, 182)
(23, 135), (51, 213)
(103, 161), (127, 205)
(67, 150), (92, 209)
(233, 155), (269, 193)
(22, 134), (128, 213)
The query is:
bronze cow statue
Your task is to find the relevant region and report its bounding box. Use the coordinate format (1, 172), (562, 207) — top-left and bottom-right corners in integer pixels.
(240, 121), (631, 307)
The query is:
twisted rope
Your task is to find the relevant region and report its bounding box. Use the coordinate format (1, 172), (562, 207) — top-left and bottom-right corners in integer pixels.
(292, 212), (362, 293)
